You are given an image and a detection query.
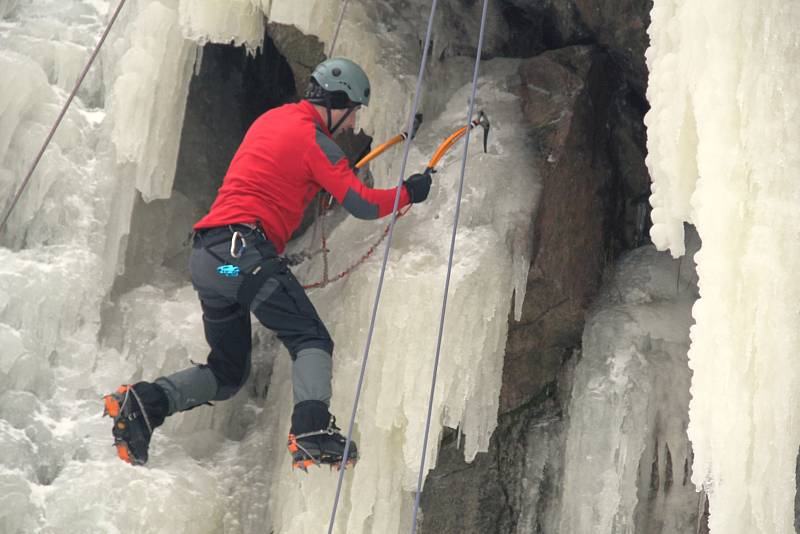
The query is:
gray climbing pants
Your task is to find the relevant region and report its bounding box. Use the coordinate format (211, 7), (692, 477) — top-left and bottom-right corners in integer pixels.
(154, 225), (334, 415)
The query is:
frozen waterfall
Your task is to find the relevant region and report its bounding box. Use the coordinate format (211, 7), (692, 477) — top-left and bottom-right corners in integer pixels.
(647, 1), (800, 533)
(0, 1), (538, 532)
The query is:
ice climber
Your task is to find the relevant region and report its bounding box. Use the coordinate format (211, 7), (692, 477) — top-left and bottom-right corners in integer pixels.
(103, 58), (433, 468)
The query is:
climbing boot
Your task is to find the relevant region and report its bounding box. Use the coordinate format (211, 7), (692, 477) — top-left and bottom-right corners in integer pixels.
(102, 382), (168, 465)
(287, 400), (358, 471)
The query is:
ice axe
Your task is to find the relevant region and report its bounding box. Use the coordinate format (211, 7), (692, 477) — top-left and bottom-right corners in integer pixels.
(354, 113), (424, 170)
(331, 114), (423, 209)
(422, 110), (490, 175)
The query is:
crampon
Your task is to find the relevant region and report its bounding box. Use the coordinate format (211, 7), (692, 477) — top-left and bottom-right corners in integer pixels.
(103, 384), (154, 466)
(287, 416), (358, 472)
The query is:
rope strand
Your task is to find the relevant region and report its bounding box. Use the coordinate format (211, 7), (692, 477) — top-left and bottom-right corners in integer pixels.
(328, 0), (351, 58)
(326, 1), (440, 532)
(409, 1), (490, 532)
(0, 0), (129, 237)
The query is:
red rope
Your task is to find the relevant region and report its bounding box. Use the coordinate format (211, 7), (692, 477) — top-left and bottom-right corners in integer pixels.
(302, 205), (411, 290)
(320, 196), (330, 286)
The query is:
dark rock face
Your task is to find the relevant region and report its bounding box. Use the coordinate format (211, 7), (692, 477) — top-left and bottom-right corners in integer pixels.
(420, 43), (640, 532)
(420, 1), (655, 531)
(501, 0), (653, 99)
(421, 359), (576, 534)
(571, 0), (652, 97)
(500, 44), (648, 413)
(501, 45), (613, 413)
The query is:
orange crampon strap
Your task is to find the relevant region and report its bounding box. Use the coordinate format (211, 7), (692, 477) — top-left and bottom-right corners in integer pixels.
(102, 385), (130, 418)
(287, 433), (357, 472)
(103, 385), (136, 464)
(287, 433), (321, 471)
(103, 384), (152, 466)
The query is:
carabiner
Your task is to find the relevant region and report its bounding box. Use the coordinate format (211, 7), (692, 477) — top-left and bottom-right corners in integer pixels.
(230, 231), (246, 259)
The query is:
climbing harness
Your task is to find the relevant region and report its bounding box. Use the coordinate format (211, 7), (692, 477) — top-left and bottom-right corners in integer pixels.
(408, 1), (491, 532)
(196, 226), (251, 278)
(0, 0), (130, 237)
(326, 0), (441, 531)
(197, 224), (286, 308)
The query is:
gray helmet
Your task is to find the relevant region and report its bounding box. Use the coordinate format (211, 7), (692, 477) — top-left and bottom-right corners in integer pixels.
(308, 58), (371, 107)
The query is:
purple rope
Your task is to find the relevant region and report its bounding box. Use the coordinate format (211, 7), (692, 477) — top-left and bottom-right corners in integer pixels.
(0, 0), (130, 236)
(326, 1), (440, 532)
(328, 0), (351, 58)
(409, 0), (490, 532)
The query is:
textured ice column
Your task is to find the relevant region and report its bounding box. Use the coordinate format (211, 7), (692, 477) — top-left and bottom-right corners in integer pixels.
(644, 1), (699, 258)
(646, 1), (800, 532)
(0, 4), (126, 532)
(0, 52), (54, 186)
(0, 1), (19, 18)
(559, 240), (698, 534)
(106, 0), (197, 201)
(0, 4), (108, 249)
(178, 0), (264, 53)
(0, 2), (241, 532)
(100, 0), (202, 286)
(265, 0), (335, 38)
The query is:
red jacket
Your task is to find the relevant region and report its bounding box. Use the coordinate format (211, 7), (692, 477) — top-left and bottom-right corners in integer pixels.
(194, 100), (410, 253)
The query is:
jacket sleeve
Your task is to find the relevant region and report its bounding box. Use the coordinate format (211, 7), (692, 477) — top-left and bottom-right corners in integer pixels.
(305, 129), (410, 219)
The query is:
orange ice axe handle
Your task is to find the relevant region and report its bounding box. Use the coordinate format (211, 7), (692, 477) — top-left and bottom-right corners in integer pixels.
(425, 110), (489, 172)
(355, 113), (424, 170)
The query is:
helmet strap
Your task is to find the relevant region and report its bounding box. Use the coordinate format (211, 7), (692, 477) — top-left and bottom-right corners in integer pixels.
(329, 105), (357, 135)
(316, 91), (356, 135)
(323, 94), (334, 134)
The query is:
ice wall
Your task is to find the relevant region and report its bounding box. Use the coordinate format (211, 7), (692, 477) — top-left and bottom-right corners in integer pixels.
(0, 0), (215, 532)
(646, 1), (800, 532)
(0, 1), (540, 533)
(559, 237), (699, 534)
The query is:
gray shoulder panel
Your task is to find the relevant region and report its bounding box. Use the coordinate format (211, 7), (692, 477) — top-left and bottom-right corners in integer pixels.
(342, 188), (380, 220)
(315, 128), (345, 165)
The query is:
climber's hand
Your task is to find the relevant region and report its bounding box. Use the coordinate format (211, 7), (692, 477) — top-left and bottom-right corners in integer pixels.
(403, 172), (432, 204)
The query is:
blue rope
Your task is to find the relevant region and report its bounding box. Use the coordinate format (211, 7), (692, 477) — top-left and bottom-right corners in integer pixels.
(326, 1), (440, 532)
(409, 0), (491, 532)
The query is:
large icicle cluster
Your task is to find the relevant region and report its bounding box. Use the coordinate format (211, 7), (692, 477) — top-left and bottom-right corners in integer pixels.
(0, 1), (539, 533)
(558, 235), (699, 534)
(0, 0), (215, 531)
(647, 1), (800, 532)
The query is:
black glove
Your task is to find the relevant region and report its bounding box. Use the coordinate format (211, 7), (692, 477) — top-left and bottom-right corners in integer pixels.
(403, 172), (432, 204)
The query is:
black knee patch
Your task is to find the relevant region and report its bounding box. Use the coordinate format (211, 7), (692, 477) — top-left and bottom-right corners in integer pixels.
(201, 301), (252, 400)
